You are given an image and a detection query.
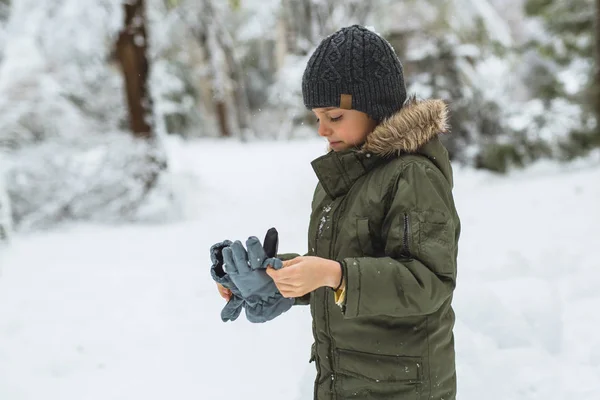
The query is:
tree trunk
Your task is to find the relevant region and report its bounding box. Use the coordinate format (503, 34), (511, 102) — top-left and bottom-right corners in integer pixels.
(206, 29), (232, 138)
(275, 16), (287, 71)
(116, 0), (153, 138)
(218, 31), (251, 138)
(115, 0), (163, 201)
(193, 0), (233, 138)
(302, 0), (315, 46)
(282, 0), (313, 55)
(215, 101), (230, 138)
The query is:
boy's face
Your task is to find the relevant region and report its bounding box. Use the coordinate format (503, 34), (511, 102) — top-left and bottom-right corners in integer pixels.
(312, 107), (377, 152)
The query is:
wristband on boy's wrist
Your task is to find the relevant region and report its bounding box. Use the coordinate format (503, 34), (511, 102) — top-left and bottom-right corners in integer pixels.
(334, 261), (344, 291)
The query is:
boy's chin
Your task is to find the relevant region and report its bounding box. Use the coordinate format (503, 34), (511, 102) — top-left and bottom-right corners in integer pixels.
(328, 141), (347, 151)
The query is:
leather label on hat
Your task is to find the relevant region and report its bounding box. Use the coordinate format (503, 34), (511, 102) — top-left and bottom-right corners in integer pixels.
(340, 94), (352, 109)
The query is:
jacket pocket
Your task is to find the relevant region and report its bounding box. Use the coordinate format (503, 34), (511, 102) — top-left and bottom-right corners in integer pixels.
(414, 209), (454, 275)
(356, 217), (374, 256)
(335, 348), (422, 398)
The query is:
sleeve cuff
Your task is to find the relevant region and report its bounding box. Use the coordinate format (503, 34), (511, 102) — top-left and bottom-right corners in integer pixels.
(277, 253), (301, 261)
(341, 258), (360, 318)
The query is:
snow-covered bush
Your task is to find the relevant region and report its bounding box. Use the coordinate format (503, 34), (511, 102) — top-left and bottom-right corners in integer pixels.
(4, 132), (169, 232)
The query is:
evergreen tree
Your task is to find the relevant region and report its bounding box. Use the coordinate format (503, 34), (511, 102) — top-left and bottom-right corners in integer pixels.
(524, 0), (599, 159)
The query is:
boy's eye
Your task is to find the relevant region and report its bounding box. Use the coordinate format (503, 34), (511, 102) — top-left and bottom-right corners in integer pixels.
(315, 114), (342, 123)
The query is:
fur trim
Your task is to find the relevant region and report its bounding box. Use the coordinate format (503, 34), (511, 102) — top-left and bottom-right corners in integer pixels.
(361, 97), (449, 156)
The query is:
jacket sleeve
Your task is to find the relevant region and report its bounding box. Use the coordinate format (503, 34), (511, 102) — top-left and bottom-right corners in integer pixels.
(341, 160), (459, 319)
(277, 252), (311, 306)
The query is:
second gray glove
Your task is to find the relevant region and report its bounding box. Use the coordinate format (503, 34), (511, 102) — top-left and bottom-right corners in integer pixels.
(209, 240), (244, 322)
(222, 236), (293, 323)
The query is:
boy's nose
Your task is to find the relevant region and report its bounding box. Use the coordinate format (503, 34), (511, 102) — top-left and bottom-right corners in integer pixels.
(317, 122), (332, 137)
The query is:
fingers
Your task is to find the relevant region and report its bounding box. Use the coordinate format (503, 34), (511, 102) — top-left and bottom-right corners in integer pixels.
(274, 282), (303, 298)
(217, 283), (232, 301)
(265, 266), (277, 279)
(282, 257), (302, 268)
(221, 296), (243, 322)
(267, 264), (297, 283)
(230, 241), (250, 273)
(222, 246), (237, 274)
(223, 240), (250, 274)
(262, 227), (279, 258)
(266, 270), (298, 297)
(246, 236), (267, 270)
(267, 262), (312, 298)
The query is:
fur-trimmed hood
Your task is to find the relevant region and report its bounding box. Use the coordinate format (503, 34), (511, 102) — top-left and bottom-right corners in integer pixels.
(311, 98), (454, 199)
(361, 97), (449, 156)
(360, 97), (454, 186)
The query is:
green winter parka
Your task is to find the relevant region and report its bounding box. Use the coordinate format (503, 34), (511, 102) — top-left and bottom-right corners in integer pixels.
(288, 98), (461, 400)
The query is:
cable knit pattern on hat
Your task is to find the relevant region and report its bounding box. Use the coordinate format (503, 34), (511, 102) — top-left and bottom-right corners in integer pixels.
(302, 25), (406, 121)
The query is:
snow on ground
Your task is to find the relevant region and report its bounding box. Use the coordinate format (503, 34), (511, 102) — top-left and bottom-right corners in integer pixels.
(1, 137), (599, 400)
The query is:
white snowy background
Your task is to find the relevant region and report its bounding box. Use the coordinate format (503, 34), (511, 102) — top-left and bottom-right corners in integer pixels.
(1, 138), (600, 400)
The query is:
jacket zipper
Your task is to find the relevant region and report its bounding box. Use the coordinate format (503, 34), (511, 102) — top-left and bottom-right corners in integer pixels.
(311, 305), (320, 399)
(312, 201), (330, 400)
(403, 213), (411, 256)
(313, 198), (344, 399)
(327, 199), (345, 398)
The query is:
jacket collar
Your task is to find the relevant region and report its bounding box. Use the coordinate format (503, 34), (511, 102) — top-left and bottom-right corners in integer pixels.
(311, 149), (383, 199)
(311, 97), (450, 198)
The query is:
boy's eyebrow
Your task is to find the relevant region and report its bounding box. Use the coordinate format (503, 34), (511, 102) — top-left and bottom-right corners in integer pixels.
(314, 107), (338, 112)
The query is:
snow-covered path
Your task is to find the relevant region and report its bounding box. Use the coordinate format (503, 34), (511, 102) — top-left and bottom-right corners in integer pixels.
(1, 139), (599, 400)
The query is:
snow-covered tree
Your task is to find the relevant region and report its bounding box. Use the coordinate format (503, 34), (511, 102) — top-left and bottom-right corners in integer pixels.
(264, 0), (378, 138)
(280, 0), (373, 57)
(521, 0), (598, 160)
(374, 0), (517, 166)
(0, 0), (126, 149)
(0, 0), (595, 235)
(0, 0), (172, 232)
(162, 0), (253, 138)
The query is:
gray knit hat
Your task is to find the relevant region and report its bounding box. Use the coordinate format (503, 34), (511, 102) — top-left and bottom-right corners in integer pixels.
(302, 25), (406, 122)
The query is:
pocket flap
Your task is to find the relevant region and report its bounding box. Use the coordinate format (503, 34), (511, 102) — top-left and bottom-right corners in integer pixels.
(337, 348), (422, 383)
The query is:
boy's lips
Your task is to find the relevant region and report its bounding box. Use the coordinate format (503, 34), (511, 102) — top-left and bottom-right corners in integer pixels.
(329, 140), (343, 148)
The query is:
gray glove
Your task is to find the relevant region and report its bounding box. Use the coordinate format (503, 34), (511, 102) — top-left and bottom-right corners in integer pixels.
(210, 240), (244, 322)
(222, 236), (293, 323)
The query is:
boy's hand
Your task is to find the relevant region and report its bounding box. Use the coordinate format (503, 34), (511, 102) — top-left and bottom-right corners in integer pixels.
(266, 256), (342, 298)
(216, 283), (232, 301)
